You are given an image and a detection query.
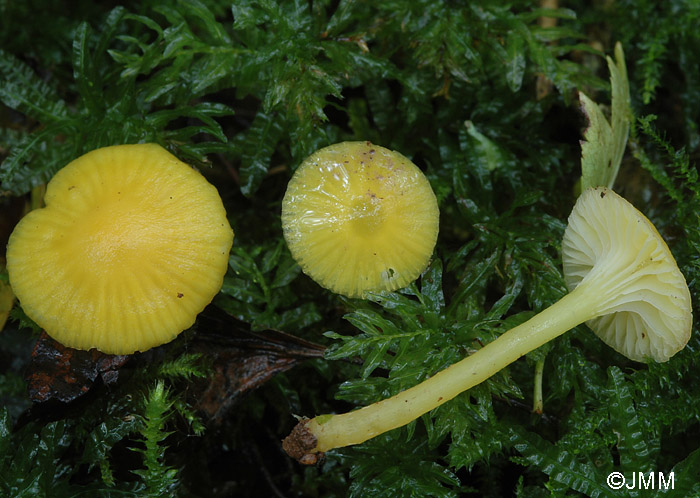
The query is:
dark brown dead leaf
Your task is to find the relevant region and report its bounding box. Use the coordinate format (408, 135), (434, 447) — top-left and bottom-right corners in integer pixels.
(26, 332), (129, 403)
(24, 311), (325, 418)
(190, 317), (325, 424)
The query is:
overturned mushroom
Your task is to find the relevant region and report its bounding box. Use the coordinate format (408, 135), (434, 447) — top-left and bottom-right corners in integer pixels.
(6, 144), (234, 355)
(283, 187), (692, 461)
(281, 141), (439, 298)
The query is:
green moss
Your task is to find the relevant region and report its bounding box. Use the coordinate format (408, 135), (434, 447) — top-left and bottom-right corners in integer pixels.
(1, 1), (699, 496)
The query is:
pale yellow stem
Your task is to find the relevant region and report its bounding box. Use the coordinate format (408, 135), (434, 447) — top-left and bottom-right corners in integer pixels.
(532, 358), (545, 414)
(307, 282), (598, 452)
(30, 184), (46, 211)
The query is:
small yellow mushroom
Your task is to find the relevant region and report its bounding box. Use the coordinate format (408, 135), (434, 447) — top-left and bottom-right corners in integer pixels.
(281, 141), (439, 298)
(283, 187), (692, 461)
(6, 144), (234, 354)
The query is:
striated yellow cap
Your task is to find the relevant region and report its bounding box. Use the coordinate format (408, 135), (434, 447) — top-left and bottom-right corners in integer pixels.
(282, 141), (439, 298)
(7, 143), (234, 354)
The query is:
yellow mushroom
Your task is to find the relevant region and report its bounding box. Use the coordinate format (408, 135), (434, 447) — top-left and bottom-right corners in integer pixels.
(283, 187), (692, 461)
(281, 141), (439, 298)
(6, 143), (234, 354)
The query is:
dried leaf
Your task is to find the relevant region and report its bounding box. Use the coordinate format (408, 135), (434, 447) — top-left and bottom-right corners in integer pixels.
(190, 318), (324, 423)
(26, 332), (129, 403)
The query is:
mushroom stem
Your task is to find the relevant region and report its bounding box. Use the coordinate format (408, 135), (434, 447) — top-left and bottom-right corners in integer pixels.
(532, 358), (545, 414)
(30, 184), (45, 211)
(289, 284), (598, 455)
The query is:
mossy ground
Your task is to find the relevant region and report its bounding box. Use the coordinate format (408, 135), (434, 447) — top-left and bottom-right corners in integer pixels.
(1, 1), (699, 496)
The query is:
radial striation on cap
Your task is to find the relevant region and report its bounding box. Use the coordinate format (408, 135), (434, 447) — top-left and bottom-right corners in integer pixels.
(281, 141), (439, 298)
(7, 143), (234, 355)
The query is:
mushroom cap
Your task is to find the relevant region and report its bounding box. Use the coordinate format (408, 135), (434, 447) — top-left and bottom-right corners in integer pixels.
(6, 144), (234, 354)
(562, 187), (692, 362)
(281, 141), (439, 298)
